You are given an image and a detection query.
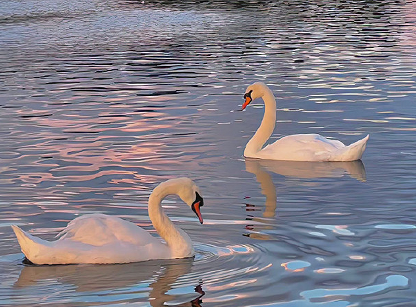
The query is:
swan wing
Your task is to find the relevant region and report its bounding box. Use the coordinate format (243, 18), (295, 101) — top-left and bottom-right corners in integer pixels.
(259, 134), (368, 161)
(272, 134), (345, 150)
(259, 134), (343, 161)
(13, 221), (170, 264)
(58, 214), (157, 247)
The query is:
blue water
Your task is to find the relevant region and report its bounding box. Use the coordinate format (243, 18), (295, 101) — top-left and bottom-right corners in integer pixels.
(1, 0), (416, 306)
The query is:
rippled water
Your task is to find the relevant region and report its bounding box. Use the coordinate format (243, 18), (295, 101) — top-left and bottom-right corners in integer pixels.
(1, 0), (416, 306)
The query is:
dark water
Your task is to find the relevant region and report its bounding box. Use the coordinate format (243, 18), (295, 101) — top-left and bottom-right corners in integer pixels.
(1, 0), (416, 306)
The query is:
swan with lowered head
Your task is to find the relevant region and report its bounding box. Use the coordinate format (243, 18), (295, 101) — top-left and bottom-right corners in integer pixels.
(11, 177), (204, 265)
(242, 82), (369, 161)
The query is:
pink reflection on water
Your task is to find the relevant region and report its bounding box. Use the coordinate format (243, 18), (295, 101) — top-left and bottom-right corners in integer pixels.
(400, 1), (416, 48)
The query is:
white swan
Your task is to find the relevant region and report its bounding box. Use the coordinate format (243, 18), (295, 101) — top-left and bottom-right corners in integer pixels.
(242, 82), (369, 161)
(11, 177), (204, 265)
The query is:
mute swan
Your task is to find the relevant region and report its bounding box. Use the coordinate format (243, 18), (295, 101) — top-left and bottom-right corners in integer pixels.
(11, 177), (204, 265)
(242, 82), (369, 161)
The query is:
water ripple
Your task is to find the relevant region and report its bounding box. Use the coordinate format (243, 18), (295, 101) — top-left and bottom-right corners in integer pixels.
(2, 0), (416, 305)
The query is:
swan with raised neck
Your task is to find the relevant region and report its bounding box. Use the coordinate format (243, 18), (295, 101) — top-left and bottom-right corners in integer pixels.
(242, 82), (369, 162)
(11, 177), (204, 264)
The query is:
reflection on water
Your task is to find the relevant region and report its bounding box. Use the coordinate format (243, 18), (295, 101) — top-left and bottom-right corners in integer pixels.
(1, 0), (416, 305)
(246, 158), (367, 181)
(243, 158), (366, 240)
(244, 159), (277, 220)
(13, 258), (204, 306)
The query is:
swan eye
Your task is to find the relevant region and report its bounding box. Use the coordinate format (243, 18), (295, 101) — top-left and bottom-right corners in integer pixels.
(244, 90), (253, 100)
(193, 192), (204, 207)
(242, 90), (253, 110)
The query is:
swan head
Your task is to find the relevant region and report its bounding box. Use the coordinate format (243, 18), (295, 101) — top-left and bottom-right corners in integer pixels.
(173, 177), (204, 224)
(242, 82), (268, 110)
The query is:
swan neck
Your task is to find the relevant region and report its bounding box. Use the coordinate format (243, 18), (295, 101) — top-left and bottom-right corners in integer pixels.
(148, 183), (193, 258)
(244, 88), (276, 157)
(257, 168), (277, 218)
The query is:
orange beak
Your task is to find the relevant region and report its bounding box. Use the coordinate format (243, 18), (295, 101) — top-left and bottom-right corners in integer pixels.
(242, 96), (252, 110)
(192, 201), (203, 224)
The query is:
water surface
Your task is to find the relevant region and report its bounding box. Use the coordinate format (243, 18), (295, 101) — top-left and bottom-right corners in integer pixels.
(1, 0), (416, 306)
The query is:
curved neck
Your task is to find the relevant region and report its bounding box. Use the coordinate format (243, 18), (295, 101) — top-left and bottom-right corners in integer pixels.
(148, 183), (193, 258)
(256, 168), (277, 218)
(244, 87), (276, 157)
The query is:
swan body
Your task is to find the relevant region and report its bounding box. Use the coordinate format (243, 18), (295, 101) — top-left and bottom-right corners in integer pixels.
(12, 178), (204, 265)
(242, 82), (369, 162)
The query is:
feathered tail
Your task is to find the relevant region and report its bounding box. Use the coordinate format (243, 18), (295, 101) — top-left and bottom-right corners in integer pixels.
(331, 135), (369, 162)
(11, 225), (52, 264)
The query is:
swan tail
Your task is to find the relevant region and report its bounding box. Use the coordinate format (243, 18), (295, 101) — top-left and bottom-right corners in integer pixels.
(331, 135), (369, 161)
(11, 225), (52, 264)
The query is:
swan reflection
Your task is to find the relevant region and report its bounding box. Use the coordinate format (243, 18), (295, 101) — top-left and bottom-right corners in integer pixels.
(246, 158), (366, 182)
(15, 258), (204, 306)
(243, 158), (366, 239)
